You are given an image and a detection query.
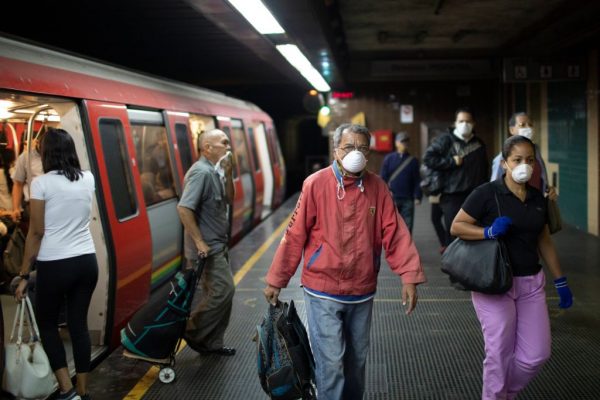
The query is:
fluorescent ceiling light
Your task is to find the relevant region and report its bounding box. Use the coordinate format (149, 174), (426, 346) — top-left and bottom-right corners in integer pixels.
(276, 45), (331, 92)
(36, 115), (60, 122)
(227, 0), (284, 34)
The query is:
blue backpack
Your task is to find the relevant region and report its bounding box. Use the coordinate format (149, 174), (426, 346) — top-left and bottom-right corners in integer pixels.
(256, 301), (315, 400)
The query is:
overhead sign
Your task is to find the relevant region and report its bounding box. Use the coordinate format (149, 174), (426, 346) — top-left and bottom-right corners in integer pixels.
(503, 58), (585, 82)
(332, 91), (354, 99)
(371, 59), (493, 79)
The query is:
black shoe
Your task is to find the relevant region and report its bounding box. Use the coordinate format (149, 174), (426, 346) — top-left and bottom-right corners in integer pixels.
(200, 346), (236, 356)
(57, 388), (81, 400)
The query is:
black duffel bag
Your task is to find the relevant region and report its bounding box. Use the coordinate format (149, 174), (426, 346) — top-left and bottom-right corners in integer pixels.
(441, 237), (512, 294)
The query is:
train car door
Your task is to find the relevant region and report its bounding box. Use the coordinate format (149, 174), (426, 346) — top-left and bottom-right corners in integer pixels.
(216, 118), (245, 242)
(84, 100), (153, 345)
(252, 122), (274, 219)
(228, 119), (255, 236)
(246, 123), (264, 225)
(266, 123), (286, 208)
(164, 111), (194, 190)
(128, 109), (183, 290)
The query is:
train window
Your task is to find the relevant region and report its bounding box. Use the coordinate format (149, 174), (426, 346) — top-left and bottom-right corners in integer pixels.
(267, 128), (278, 165)
(175, 123), (192, 173)
(247, 127), (261, 172)
(98, 119), (138, 220)
(130, 124), (176, 206)
(188, 114), (216, 154)
(230, 120), (251, 176)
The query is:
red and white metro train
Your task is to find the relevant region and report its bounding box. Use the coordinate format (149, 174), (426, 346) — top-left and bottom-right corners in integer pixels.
(0, 36), (286, 361)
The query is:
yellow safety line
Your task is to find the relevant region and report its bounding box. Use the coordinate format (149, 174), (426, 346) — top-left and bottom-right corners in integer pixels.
(123, 213), (291, 399)
(233, 217), (290, 286)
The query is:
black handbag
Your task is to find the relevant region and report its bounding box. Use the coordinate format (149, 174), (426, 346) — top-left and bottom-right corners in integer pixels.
(440, 192), (512, 294)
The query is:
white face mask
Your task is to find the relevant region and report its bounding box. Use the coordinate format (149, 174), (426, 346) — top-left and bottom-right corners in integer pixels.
(517, 127), (534, 139)
(507, 163), (533, 183)
(340, 150), (367, 174)
(454, 122), (473, 140)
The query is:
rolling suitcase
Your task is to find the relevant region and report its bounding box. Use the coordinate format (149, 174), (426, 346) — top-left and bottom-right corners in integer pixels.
(121, 259), (204, 383)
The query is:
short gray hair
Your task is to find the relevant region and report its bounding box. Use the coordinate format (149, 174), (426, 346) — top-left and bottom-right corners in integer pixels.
(508, 112), (528, 128)
(333, 124), (371, 148)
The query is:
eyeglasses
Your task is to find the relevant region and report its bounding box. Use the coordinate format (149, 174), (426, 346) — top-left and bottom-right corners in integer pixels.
(338, 145), (370, 155)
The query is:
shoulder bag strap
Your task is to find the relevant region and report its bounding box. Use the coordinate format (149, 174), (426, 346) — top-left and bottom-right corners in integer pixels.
(11, 298), (26, 345)
(25, 296), (41, 342)
(387, 155), (414, 185)
(453, 140), (482, 158)
(9, 300), (22, 343)
(493, 191), (502, 217)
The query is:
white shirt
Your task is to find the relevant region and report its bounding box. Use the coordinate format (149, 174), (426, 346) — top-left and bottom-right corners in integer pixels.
(11, 150), (44, 201)
(30, 170), (96, 261)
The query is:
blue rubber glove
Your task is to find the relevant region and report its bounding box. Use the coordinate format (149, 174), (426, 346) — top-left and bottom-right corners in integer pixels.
(554, 277), (573, 309)
(483, 216), (512, 239)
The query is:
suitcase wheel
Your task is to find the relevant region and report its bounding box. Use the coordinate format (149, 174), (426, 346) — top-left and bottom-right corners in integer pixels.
(159, 367), (176, 383)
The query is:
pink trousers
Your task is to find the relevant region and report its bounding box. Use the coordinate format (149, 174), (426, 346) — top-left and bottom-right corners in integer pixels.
(471, 270), (551, 400)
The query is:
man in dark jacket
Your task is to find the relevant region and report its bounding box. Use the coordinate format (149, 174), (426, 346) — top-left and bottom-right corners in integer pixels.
(380, 132), (422, 232)
(424, 108), (488, 246)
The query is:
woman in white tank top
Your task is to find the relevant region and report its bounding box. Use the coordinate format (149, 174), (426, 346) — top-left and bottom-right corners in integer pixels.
(15, 128), (97, 400)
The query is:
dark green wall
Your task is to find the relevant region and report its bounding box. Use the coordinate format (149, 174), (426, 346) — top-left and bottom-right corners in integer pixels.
(547, 81), (588, 230)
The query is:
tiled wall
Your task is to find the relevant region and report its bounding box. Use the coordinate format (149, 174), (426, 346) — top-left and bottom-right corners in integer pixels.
(547, 81), (588, 230)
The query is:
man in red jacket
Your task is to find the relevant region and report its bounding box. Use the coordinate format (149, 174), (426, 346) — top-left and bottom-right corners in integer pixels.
(264, 123), (426, 400)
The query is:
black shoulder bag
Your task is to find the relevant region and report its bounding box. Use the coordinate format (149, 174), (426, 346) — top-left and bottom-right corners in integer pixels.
(440, 191), (512, 294)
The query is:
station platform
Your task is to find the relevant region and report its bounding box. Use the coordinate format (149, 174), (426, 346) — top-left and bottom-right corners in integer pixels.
(86, 194), (600, 399)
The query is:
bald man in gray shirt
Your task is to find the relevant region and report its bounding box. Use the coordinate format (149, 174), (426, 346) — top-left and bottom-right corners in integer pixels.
(177, 129), (236, 356)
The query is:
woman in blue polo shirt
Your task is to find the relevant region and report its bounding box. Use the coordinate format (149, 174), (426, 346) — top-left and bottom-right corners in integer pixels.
(450, 135), (573, 400)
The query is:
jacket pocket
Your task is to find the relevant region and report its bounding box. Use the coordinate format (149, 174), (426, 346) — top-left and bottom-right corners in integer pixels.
(306, 244), (323, 269)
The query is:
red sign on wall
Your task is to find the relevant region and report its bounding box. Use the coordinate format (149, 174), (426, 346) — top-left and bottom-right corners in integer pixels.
(370, 129), (393, 152)
(332, 91), (354, 99)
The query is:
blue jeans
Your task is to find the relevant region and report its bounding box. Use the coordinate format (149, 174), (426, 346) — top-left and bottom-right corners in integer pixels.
(395, 198), (415, 233)
(304, 293), (374, 400)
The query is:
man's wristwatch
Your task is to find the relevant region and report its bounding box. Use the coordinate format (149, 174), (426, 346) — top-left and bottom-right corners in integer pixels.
(19, 272), (30, 280)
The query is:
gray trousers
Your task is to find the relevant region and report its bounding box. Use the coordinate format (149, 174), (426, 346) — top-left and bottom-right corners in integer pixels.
(185, 248), (235, 351)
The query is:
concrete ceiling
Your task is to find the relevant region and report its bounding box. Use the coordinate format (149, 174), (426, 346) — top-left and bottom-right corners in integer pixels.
(2, 0), (599, 93)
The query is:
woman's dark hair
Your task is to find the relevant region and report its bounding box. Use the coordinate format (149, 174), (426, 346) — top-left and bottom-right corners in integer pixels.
(502, 135), (536, 160)
(41, 128), (83, 181)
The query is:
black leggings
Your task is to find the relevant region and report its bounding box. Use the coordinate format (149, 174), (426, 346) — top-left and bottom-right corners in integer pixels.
(430, 203), (447, 247)
(35, 254), (98, 372)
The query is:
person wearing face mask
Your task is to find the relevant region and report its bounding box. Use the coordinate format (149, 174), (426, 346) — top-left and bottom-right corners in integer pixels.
(450, 135), (573, 400)
(423, 107), (488, 246)
(380, 132), (422, 233)
(490, 112), (557, 201)
(177, 129), (237, 357)
(264, 123), (426, 400)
